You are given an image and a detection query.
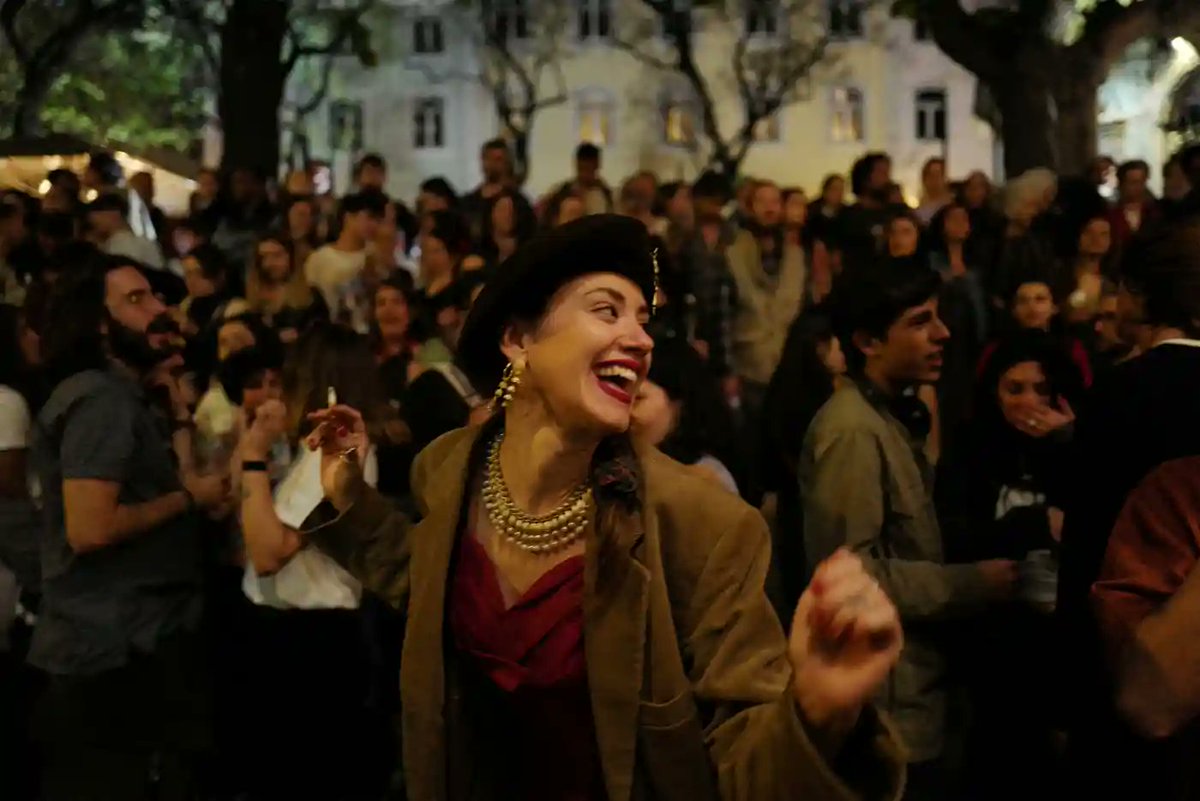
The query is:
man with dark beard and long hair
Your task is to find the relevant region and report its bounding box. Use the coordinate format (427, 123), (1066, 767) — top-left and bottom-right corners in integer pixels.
(29, 252), (229, 801)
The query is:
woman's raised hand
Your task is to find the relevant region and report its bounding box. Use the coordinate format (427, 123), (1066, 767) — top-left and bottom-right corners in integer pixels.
(306, 404), (368, 510)
(789, 549), (903, 742)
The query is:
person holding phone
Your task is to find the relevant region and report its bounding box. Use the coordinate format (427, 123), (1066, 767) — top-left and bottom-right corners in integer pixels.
(242, 214), (905, 800)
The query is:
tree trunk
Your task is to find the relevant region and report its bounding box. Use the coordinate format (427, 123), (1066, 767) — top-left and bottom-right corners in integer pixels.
(509, 120), (530, 187)
(991, 74), (1057, 178)
(10, 66), (52, 137)
(217, 0), (289, 175)
(1052, 69), (1101, 179)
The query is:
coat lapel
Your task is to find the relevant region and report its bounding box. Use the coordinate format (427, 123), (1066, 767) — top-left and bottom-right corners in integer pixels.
(585, 502), (651, 801)
(400, 429), (480, 801)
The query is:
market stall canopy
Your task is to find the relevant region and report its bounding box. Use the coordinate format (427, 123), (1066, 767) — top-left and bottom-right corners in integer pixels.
(0, 135), (200, 217)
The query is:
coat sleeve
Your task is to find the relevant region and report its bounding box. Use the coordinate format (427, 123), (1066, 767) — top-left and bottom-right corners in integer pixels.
(802, 428), (991, 621)
(689, 506), (905, 800)
(1091, 461), (1200, 664)
(308, 484), (412, 611)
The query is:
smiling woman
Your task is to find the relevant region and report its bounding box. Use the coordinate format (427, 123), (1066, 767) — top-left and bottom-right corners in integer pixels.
(242, 215), (906, 800)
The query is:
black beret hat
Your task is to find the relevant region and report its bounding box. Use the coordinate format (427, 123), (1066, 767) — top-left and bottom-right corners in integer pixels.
(456, 213), (656, 394)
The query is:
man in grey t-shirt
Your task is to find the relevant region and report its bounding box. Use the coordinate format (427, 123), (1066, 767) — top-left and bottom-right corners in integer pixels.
(31, 254), (228, 801)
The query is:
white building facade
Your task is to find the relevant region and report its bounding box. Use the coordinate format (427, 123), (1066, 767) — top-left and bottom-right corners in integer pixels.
(295, 0), (1002, 202)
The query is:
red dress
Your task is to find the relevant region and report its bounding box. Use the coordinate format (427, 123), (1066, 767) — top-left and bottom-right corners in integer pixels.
(449, 533), (607, 801)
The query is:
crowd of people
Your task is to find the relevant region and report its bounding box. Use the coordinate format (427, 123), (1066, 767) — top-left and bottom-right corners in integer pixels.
(2, 133), (1200, 801)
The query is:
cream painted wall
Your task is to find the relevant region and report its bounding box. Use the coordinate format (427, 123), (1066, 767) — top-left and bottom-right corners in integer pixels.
(299, 1), (997, 203)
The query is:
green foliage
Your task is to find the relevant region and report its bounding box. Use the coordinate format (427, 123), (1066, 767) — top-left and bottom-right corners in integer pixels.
(48, 31), (208, 150)
(0, 20), (209, 150)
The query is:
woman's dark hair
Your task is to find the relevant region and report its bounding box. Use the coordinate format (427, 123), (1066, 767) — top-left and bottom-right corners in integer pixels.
(216, 345), (283, 406)
(40, 251), (123, 386)
(761, 308), (840, 492)
(655, 181), (684, 218)
(480, 189), (536, 257)
(367, 275), (419, 352)
(191, 311), (280, 394)
(186, 243), (230, 288)
(850, 153), (887, 197)
(835, 260), (942, 372)
(644, 332), (739, 476)
(921, 157), (945, 183)
(820, 173), (844, 199)
(283, 195), (321, 246)
(283, 323), (393, 441)
(925, 201), (970, 255)
(1003, 263), (1069, 310)
(541, 189), (582, 230)
(975, 328), (1084, 433)
(419, 177), (459, 210)
(427, 209), (472, 260)
(1067, 212), (1118, 278)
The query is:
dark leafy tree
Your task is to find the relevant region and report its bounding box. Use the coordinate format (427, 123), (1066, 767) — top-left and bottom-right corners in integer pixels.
(0, 0), (147, 137)
(159, 0), (378, 175)
(903, 0), (1200, 176)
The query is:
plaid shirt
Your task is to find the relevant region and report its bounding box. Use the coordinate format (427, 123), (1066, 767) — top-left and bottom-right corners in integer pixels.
(681, 221), (738, 378)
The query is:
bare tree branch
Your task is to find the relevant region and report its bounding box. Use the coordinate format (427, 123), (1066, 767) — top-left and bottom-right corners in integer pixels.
(624, 0), (830, 175)
(0, 0), (31, 65)
(294, 49), (335, 115)
(609, 36), (678, 71)
(156, 0), (221, 75)
(283, 0), (372, 71)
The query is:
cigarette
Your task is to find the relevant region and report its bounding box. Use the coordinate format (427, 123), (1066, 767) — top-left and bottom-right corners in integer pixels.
(327, 387), (337, 408)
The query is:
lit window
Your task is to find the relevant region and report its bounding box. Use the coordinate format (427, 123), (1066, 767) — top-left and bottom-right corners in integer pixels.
(753, 112), (781, 143)
(578, 0), (612, 41)
(414, 97), (445, 149)
(829, 87), (863, 143)
(329, 101), (363, 152)
(915, 88), (947, 141)
(662, 100), (697, 147)
(414, 17), (444, 54)
(577, 90), (615, 146)
(829, 0), (863, 38)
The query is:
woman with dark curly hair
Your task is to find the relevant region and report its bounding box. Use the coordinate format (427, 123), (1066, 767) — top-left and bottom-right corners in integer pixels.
(938, 328), (1082, 801)
(467, 188), (537, 275)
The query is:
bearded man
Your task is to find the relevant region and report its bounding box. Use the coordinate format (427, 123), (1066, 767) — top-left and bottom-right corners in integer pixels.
(30, 253), (229, 801)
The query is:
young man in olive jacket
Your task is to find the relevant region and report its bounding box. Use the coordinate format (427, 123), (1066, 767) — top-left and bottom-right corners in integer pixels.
(800, 262), (1017, 799)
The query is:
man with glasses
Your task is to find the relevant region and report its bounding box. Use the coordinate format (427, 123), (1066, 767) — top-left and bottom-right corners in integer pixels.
(30, 254), (229, 800)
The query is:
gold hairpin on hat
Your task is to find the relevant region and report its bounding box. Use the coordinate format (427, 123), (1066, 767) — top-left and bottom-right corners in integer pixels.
(651, 248), (660, 315)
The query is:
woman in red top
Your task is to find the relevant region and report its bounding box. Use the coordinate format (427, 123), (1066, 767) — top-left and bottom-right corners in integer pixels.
(243, 215), (905, 800)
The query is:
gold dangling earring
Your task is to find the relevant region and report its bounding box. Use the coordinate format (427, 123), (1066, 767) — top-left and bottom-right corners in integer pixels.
(492, 360), (523, 410)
